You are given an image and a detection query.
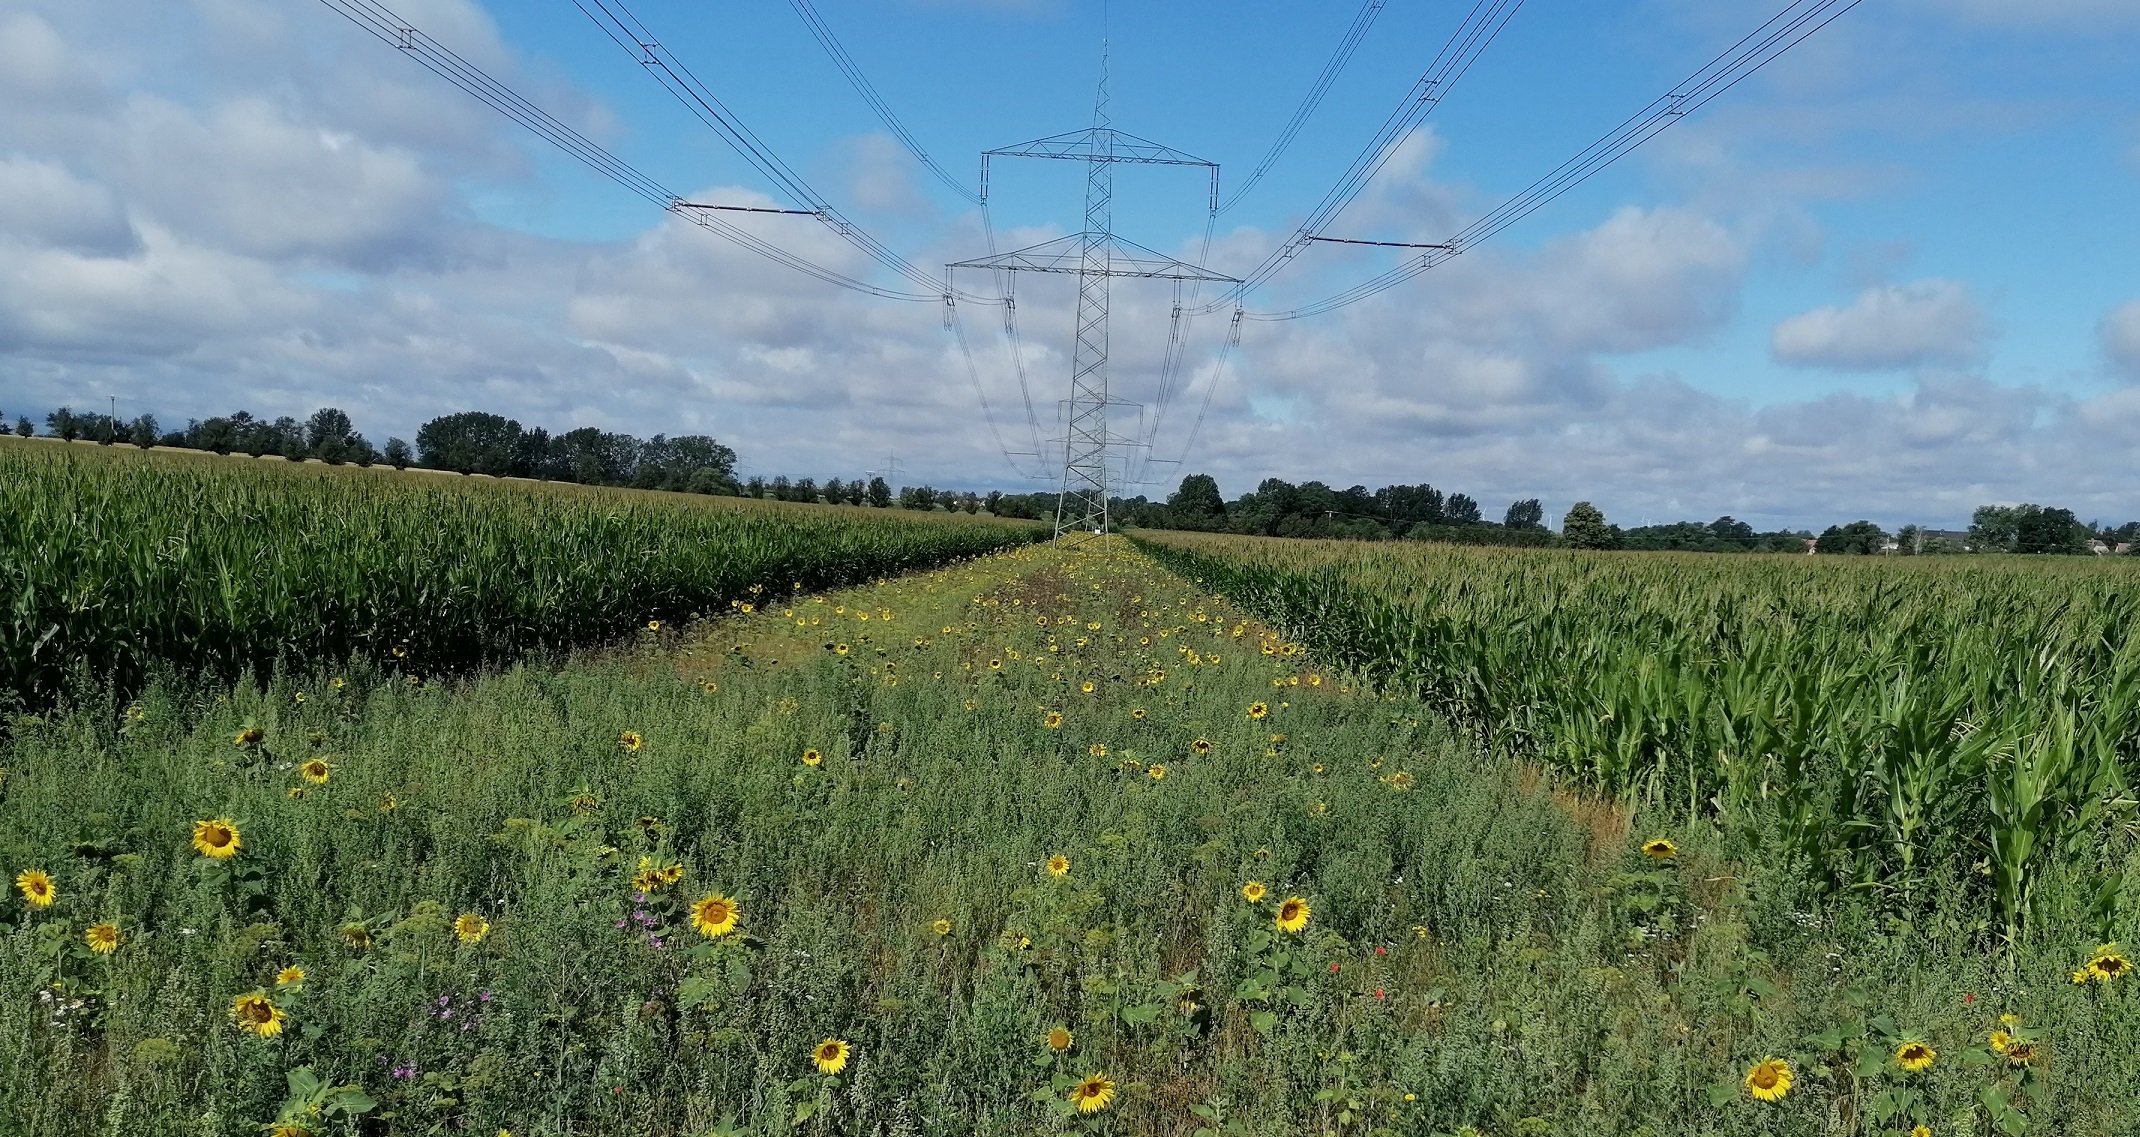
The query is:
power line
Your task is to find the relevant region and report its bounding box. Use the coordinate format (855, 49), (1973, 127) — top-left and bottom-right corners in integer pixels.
(313, 0), (939, 301)
(1218, 0), (1388, 215)
(786, 0), (981, 204)
(1240, 0), (1864, 321)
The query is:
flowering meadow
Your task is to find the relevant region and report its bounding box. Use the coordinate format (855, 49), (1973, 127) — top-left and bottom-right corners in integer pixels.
(2, 505), (2137, 1132)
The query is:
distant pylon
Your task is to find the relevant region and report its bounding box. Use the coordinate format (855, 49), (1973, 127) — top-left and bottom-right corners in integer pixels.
(948, 42), (1235, 543)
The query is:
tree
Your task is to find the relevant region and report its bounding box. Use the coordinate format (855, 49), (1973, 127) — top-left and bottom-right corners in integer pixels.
(1168, 474), (1226, 526)
(898, 485), (939, 510)
(47, 407), (80, 441)
(1816, 520), (1888, 555)
(1503, 498), (1544, 530)
(1894, 524), (1924, 555)
(128, 414), (159, 449)
(271, 416), (308, 461)
(346, 434), (379, 467)
(960, 492), (981, 514)
(1444, 493), (1482, 525)
(305, 407), (356, 463)
(13, 417), (29, 437)
(867, 476), (892, 508)
(383, 437), (413, 470)
(985, 490), (1003, 515)
(2015, 505), (2085, 555)
(824, 478), (847, 505)
(1561, 501), (1616, 550)
(416, 411), (522, 476)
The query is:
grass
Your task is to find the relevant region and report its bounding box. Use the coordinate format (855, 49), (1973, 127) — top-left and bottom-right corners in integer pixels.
(4, 538), (2137, 1136)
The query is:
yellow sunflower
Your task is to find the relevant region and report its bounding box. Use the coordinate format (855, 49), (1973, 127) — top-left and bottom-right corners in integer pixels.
(1241, 881), (1268, 904)
(234, 726), (264, 747)
(1080, 680), (1096, 694)
(701, 679), (720, 693)
(1896, 1041), (1935, 1072)
(1641, 838), (1679, 860)
(298, 758), (332, 784)
(1069, 1073), (1116, 1114)
(15, 869), (55, 908)
(645, 619), (662, 632)
(1089, 743), (1109, 757)
(1744, 1057), (1792, 1102)
(1046, 854), (1071, 878)
(1275, 896), (1311, 934)
(453, 912), (490, 945)
(1043, 711), (1064, 730)
(801, 748), (823, 766)
(1988, 1029), (2012, 1054)
(657, 863), (685, 887)
(1247, 702), (1269, 720)
(187, 817), (241, 859)
(84, 921), (120, 954)
(231, 991), (286, 1037)
(1190, 738), (1213, 755)
(2086, 946), (2130, 981)
(275, 965), (306, 988)
(931, 918), (953, 937)
(1045, 1026), (1074, 1052)
(1130, 707), (1147, 720)
(691, 893), (741, 938)
(811, 1038), (851, 1075)
(618, 731), (643, 752)
(834, 643), (851, 655)
(1910, 1127), (1931, 1137)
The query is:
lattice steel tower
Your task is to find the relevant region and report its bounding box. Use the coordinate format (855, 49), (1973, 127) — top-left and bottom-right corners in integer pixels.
(950, 45), (1236, 542)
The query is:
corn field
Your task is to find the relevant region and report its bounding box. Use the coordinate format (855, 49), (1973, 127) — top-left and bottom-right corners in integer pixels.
(0, 444), (1040, 709)
(1133, 532), (2140, 934)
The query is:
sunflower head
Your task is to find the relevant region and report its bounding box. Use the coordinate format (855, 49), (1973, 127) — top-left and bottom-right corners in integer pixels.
(1130, 707), (1146, 720)
(191, 819), (242, 859)
(618, 731), (643, 752)
(1910, 1127), (1931, 1137)
(1147, 764), (1167, 780)
(275, 965), (306, 988)
(645, 619), (662, 632)
(1045, 1026), (1074, 1052)
(1070, 1073), (1116, 1115)
(1042, 711), (1064, 730)
(453, 912), (490, 945)
(298, 758), (332, 784)
(1080, 680), (1096, 694)
(701, 679), (719, 693)
(340, 923), (372, 952)
(2087, 946), (2130, 980)
(1744, 1057), (1792, 1102)
(2004, 1040), (2038, 1066)
(1275, 896), (1311, 934)
(1089, 743), (1109, 757)
(801, 747), (823, 766)
(84, 922), (120, 954)
(930, 918), (952, 937)
(1046, 854), (1071, 878)
(811, 1038), (851, 1076)
(1190, 738), (1213, 754)
(14, 869), (55, 908)
(1247, 702), (1269, 719)
(233, 726), (264, 747)
(1241, 881), (1268, 904)
(230, 991), (286, 1037)
(1988, 1029), (2012, 1054)
(1895, 1041), (1935, 1072)
(1641, 838), (1679, 860)
(691, 893), (741, 938)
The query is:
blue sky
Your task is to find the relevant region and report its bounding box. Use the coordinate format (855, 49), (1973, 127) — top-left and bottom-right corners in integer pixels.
(2, 0), (2137, 529)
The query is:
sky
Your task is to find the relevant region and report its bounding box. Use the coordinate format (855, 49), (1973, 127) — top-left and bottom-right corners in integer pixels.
(1, 0), (2137, 531)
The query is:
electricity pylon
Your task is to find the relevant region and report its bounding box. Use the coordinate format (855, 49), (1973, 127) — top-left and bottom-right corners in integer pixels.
(950, 47), (1236, 543)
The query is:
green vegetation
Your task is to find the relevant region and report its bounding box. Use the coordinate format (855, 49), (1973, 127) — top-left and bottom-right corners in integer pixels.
(1134, 532), (2140, 936)
(0, 444), (1038, 709)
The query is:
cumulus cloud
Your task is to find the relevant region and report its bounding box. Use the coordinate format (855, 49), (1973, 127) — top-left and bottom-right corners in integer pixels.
(2103, 300), (2140, 380)
(1769, 279), (1988, 370)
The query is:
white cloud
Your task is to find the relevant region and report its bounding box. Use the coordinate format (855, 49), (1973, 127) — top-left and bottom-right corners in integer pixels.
(2103, 300), (2140, 380)
(1770, 279), (1988, 370)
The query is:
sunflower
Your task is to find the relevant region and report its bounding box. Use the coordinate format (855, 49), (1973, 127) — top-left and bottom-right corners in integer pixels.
(1275, 896), (1311, 934)
(1744, 1057), (1792, 1102)
(701, 679), (720, 693)
(811, 1038), (850, 1075)
(2003, 1040), (2037, 1066)
(1190, 738), (1213, 755)
(1247, 702), (1269, 720)
(1241, 881), (1268, 904)
(801, 748), (823, 766)
(1045, 1026), (1075, 1052)
(453, 912), (490, 945)
(645, 619), (662, 632)
(1895, 1041), (1935, 1072)
(988, 659), (1003, 670)
(834, 643), (851, 655)
(1046, 854), (1071, 877)
(1988, 1029), (2012, 1054)
(1641, 838), (1679, 860)
(84, 922), (120, 954)
(340, 923), (372, 952)
(1043, 711), (1064, 730)
(234, 726), (264, 747)
(691, 893), (741, 938)
(1130, 707), (1147, 720)
(15, 869), (55, 908)
(172, 812), (232, 861)
(657, 863), (685, 887)
(275, 965), (306, 988)
(931, 918), (953, 937)
(1089, 743), (1109, 757)
(2086, 945), (2130, 981)
(1080, 680), (1096, 694)
(1911, 1128), (1931, 1137)
(269, 1124), (314, 1137)
(298, 758), (332, 784)
(231, 991), (286, 1038)
(1147, 764), (1167, 780)
(618, 731), (643, 752)
(1069, 1073), (1116, 1114)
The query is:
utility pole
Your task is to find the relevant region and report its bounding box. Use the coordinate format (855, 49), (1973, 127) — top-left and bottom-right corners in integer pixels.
(949, 41), (1236, 545)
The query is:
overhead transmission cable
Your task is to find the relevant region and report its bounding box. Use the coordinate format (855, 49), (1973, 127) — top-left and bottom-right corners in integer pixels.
(312, 0), (937, 300)
(570, 0), (999, 304)
(1241, 0), (1864, 321)
(1218, 0), (1388, 215)
(786, 0), (981, 204)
